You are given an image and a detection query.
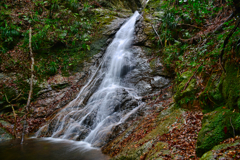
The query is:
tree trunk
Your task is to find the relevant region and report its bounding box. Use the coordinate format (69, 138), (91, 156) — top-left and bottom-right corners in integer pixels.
(21, 27), (34, 144)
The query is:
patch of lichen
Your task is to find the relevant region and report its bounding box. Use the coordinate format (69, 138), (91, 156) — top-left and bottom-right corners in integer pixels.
(196, 107), (240, 157)
(173, 71), (197, 108)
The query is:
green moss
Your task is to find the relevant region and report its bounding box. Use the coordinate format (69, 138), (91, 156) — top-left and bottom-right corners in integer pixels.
(137, 107), (184, 145)
(200, 140), (240, 160)
(146, 142), (168, 159)
(89, 36), (108, 56)
(221, 62), (240, 110)
(199, 150), (215, 160)
(196, 108), (240, 157)
(199, 73), (224, 112)
(174, 71), (197, 107)
(104, 105), (185, 160)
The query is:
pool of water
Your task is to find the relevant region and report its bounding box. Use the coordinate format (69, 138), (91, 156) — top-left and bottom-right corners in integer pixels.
(0, 138), (108, 160)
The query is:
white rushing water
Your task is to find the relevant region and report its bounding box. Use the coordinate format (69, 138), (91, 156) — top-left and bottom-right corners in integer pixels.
(36, 11), (141, 146)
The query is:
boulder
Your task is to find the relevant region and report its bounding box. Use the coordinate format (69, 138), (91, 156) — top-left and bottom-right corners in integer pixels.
(196, 108), (240, 157)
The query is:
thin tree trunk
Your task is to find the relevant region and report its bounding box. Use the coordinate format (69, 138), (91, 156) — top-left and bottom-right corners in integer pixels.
(21, 27), (34, 144)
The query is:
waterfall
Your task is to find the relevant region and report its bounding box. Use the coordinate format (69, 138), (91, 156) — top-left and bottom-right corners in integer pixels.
(36, 11), (142, 147)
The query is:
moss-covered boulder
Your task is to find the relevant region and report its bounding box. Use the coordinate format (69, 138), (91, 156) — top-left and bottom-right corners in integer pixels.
(174, 71), (197, 108)
(196, 108), (240, 157)
(200, 139), (240, 160)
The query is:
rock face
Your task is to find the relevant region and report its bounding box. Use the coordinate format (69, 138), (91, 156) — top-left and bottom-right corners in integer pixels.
(34, 10), (172, 150)
(102, 105), (187, 159)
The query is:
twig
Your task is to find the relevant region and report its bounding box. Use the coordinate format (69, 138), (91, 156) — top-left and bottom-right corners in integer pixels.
(4, 94), (10, 104)
(230, 117), (235, 137)
(4, 94), (17, 138)
(177, 24), (203, 30)
(182, 63), (203, 91)
(213, 12), (234, 34)
(21, 26), (34, 144)
(11, 105), (17, 138)
(11, 90), (22, 102)
(139, 14), (163, 46)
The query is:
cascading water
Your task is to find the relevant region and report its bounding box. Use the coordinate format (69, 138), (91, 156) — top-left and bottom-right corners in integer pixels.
(36, 11), (142, 146)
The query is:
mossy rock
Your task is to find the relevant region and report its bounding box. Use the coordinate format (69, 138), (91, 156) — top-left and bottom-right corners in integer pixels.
(0, 120), (13, 142)
(173, 71), (197, 107)
(145, 142), (169, 159)
(199, 61), (239, 113)
(199, 73), (224, 112)
(200, 140), (240, 160)
(89, 36), (108, 57)
(196, 108), (240, 157)
(221, 62), (240, 110)
(103, 105), (186, 160)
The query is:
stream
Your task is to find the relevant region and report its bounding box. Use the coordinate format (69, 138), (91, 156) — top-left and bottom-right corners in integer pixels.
(0, 138), (108, 160)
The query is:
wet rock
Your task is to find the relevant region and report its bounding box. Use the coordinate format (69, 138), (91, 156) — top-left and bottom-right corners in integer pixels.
(133, 17), (155, 47)
(0, 120), (13, 142)
(76, 126), (91, 140)
(103, 18), (127, 36)
(151, 76), (170, 88)
(82, 110), (98, 127)
(34, 107), (46, 118)
(135, 80), (152, 95)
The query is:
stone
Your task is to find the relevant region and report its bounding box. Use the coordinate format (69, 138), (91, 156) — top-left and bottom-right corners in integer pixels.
(103, 18), (126, 36)
(200, 140), (240, 160)
(0, 120), (13, 142)
(196, 108), (240, 157)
